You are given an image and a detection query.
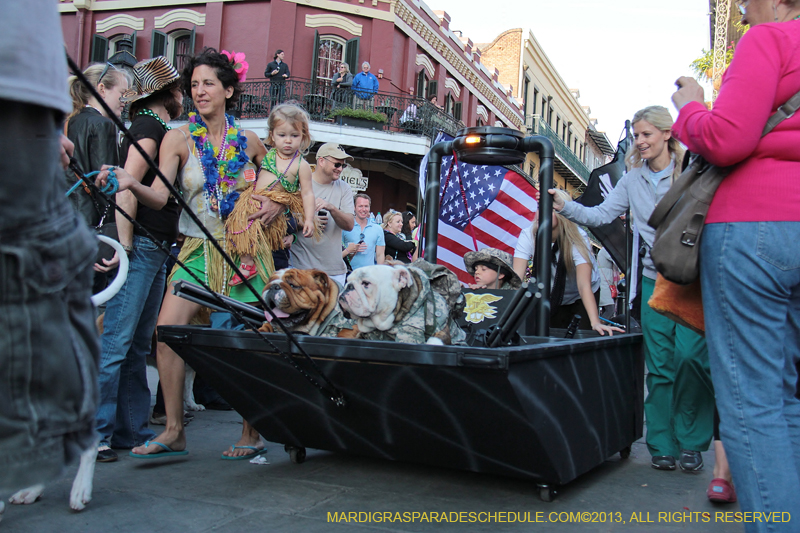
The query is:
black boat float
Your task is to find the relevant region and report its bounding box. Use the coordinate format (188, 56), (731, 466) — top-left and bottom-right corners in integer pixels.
(159, 128), (644, 502)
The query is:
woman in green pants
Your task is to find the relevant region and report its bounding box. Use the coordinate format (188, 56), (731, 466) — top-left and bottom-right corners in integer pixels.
(549, 105), (714, 471)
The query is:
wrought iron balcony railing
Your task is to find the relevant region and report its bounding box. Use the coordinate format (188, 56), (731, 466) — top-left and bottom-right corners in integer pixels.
(528, 115), (590, 183)
(177, 78), (465, 140)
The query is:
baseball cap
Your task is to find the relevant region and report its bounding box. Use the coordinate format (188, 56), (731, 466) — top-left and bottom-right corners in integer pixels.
(316, 143), (353, 162)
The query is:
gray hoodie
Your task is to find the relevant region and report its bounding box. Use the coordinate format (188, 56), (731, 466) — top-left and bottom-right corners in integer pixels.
(559, 161), (674, 281)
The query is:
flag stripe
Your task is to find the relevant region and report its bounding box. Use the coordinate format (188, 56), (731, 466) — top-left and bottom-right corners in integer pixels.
(421, 132), (541, 285)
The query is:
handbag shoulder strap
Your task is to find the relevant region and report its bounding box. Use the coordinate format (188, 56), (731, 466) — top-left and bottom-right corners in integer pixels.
(762, 89), (800, 136)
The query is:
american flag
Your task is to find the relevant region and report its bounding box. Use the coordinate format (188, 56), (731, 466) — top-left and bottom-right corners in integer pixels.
(420, 133), (540, 285)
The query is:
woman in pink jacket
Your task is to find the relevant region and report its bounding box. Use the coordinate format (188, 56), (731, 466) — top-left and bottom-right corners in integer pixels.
(672, 0), (800, 525)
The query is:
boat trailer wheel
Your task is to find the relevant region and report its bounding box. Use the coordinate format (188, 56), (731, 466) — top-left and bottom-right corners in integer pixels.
(284, 445), (306, 464)
(537, 484), (557, 502)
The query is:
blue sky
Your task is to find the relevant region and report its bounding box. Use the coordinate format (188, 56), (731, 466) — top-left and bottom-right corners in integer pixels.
(426, 0), (714, 141)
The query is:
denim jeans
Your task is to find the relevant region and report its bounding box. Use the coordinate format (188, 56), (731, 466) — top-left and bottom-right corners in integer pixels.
(0, 102), (99, 491)
(96, 235), (167, 448)
(701, 222), (800, 530)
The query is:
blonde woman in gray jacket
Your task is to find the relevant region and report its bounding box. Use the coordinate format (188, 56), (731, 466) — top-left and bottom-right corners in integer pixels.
(550, 105), (713, 474)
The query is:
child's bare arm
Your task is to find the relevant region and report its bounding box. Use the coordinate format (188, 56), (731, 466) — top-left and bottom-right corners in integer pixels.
(298, 160), (316, 237)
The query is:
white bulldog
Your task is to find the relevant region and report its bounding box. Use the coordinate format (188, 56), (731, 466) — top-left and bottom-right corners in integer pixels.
(339, 264), (461, 345)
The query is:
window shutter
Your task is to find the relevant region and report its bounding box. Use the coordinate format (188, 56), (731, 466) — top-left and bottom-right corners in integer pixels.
(453, 102), (462, 121)
(426, 80), (438, 99)
(90, 34), (108, 63)
(151, 30), (167, 57)
(310, 30), (320, 90)
(344, 37), (359, 75)
(188, 26), (196, 56)
(130, 30), (137, 56)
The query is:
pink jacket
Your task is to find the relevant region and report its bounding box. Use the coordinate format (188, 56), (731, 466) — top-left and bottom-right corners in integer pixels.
(673, 20), (800, 223)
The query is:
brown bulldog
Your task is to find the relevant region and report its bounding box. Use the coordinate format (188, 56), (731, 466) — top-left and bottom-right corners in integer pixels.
(260, 268), (357, 338)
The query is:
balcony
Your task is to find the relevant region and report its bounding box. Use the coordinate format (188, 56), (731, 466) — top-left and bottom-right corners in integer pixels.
(178, 78), (464, 142)
(527, 114), (590, 187)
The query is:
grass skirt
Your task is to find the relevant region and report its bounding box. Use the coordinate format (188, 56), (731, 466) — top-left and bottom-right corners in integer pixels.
(168, 236), (270, 303)
(226, 185), (320, 255)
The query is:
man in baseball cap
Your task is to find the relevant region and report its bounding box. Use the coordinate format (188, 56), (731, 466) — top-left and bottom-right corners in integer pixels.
(315, 142), (354, 162)
(290, 143), (356, 285)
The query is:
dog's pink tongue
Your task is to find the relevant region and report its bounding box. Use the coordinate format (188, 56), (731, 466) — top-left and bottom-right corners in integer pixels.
(265, 308), (290, 322)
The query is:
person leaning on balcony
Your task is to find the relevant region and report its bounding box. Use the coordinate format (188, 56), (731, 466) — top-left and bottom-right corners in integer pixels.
(332, 62), (353, 105)
(549, 105), (714, 474)
(671, 0), (800, 520)
(351, 62), (379, 108)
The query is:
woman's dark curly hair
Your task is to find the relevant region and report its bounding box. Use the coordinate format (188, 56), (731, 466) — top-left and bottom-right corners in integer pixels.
(181, 47), (241, 110)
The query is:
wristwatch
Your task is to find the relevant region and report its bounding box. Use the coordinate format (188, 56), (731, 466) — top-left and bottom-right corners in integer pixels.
(122, 244), (133, 254)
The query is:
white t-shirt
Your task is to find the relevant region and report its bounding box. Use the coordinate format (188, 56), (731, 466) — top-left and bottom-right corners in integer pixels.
(514, 224), (601, 305)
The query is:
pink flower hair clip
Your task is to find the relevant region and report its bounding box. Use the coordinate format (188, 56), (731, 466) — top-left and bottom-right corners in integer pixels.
(221, 50), (249, 83)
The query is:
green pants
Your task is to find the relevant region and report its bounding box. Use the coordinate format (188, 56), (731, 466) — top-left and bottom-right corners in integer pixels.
(641, 276), (714, 457)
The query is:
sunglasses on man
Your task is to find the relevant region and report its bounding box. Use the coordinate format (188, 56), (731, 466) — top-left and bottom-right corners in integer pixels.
(324, 157), (346, 169)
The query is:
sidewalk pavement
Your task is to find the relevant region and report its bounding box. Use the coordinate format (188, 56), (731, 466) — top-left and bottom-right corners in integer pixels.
(2, 407), (743, 533)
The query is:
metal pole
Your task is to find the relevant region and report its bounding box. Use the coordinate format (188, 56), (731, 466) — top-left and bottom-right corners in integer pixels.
(624, 120), (633, 332)
(422, 140), (453, 263)
(521, 135), (554, 337)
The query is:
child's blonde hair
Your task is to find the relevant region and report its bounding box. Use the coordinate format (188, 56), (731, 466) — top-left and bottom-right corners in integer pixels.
(531, 189), (592, 273)
(267, 104), (313, 154)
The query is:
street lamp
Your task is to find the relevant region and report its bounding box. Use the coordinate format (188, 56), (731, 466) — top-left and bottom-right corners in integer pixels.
(422, 126), (555, 336)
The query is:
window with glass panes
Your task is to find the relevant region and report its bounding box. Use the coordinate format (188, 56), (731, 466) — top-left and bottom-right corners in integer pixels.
(316, 37), (345, 83)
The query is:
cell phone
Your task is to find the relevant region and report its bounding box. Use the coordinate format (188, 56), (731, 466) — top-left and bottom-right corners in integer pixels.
(317, 209), (328, 217)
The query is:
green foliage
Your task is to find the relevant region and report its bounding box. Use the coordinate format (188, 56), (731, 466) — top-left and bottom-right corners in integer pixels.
(690, 48), (734, 81)
(691, 21), (748, 81)
(328, 107), (388, 123)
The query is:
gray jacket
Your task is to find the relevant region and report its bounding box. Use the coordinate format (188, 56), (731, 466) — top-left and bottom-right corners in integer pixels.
(559, 161), (674, 281)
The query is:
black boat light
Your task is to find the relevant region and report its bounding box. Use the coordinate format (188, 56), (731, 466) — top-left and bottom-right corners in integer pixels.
(453, 126), (526, 165)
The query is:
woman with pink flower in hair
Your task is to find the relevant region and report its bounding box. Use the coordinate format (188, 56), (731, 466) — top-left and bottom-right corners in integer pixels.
(98, 48), (284, 459)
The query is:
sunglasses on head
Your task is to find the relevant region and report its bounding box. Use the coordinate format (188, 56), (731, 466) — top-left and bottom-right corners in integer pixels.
(324, 157), (346, 169)
(98, 62), (115, 84)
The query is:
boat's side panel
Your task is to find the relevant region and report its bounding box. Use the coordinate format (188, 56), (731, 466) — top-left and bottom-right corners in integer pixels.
(162, 327), (642, 485)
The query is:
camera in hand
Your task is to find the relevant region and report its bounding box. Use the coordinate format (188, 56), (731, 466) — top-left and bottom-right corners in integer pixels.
(317, 209), (328, 217)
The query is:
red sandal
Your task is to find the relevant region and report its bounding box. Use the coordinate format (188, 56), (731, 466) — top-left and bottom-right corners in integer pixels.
(230, 263), (257, 286)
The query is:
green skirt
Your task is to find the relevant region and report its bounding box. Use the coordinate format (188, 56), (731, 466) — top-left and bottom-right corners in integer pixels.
(169, 242), (267, 303)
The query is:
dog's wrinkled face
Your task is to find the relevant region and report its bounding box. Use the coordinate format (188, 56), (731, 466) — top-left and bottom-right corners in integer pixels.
(339, 265), (414, 331)
(262, 268), (337, 332)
